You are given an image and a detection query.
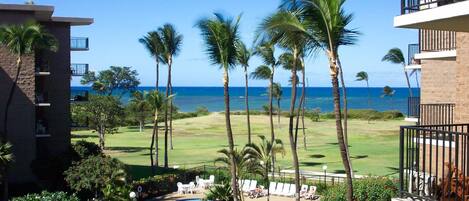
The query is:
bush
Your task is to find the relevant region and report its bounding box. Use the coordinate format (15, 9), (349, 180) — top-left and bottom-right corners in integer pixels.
(204, 182), (233, 201)
(321, 109), (404, 120)
(72, 141), (102, 159)
(322, 177), (398, 201)
(195, 106), (210, 116)
(64, 155), (130, 199)
(12, 191), (79, 201)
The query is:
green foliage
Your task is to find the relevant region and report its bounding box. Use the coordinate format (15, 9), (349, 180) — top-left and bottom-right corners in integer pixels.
(382, 86), (395, 97)
(12, 191), (79, 201)
(72, 141), (102, 159)
(126, 91), (152, 130)
(321, 109), (403, 120)
(195, 106), (210, 116)
(204, 182), (233, 201)
(322, 177), (398, 201)
(64, 155), (130, 199)
(0, 142), (13, 178)
(81, 66), (140, 96)
(307, 108), (321, 122)
(70, 104), (88, 129)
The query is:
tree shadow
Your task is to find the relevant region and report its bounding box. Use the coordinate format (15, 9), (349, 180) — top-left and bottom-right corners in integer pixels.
(351, 155), (368, 159)
(71, 134), (97, 139)
(106, 146), (147, 153)
(310, 154), (326, 159)
(301, 162), (324, 167)
(326, 142), (352, 147)
(332, 169), (358, 174)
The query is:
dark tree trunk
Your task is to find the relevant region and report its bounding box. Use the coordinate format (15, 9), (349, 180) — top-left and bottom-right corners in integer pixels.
(223, 70), (239, 201)
(244, 66), (251, 144)
(163, 59), (172, 168)
(330, 60), (353, 201)
(150, 58), (160, 174)
(294, 62), (306, 150)
(366, 80), (371, 108)
(288, 49), (300, 201)
(269, 67), (275, 143)
(169, 82), (174, 150)
(337, 59), (353, 178)
(277, 98), (281, 129)
(404, 65), (413, 97)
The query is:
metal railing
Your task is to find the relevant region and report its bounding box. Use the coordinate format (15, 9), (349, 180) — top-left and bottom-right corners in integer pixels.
(71, 90), (89, 102)
(71, 37), (89, 50)
(71, 63), (89, 76)
(401, 0), (467, 14)
(408, 97), (421, 118)
(408, 44), (421, 65)
(420, 29), (456, 52)
(399, 124), (469, 200)
(419, 103), (455, 125)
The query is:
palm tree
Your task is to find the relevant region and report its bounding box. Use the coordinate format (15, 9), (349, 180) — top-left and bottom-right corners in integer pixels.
(145, 91), (167, 173)
(382, 48), (413, 97)
(196, 13), (242, 201)
(381, 86), (395, 109)
(159, 24), (183, 166)
(281, 1), (359, 200)
(245, 136), (284, 201)
(236, 41), (253, 144)
(0, 21), (58, 200)
(355, 71), (370, 108)
(271, 83), (283, 128)
(254, 43), (279, 144)
(139, 31), (165, 91)
(129, 91), (149, 132)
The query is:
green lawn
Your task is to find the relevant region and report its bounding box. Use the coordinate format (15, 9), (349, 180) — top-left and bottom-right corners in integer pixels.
(72, 113), (406, 179)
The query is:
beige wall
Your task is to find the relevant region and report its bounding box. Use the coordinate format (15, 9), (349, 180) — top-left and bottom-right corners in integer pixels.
(420, 59), (457, 104)
(455, 32), (469, 123)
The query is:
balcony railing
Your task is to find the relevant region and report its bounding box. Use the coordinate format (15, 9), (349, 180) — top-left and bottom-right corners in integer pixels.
(419, 29), (456, 52)
(408, 97), (421, 118)
(399, 124), (469, 200)
(401, 0), (467, 14)
(71, 37), (89, 51)
(408, 44), (421, 65)
(71, 63), (89, 76)
(71, 90), (89, 102)
(420, 103), (455, 125)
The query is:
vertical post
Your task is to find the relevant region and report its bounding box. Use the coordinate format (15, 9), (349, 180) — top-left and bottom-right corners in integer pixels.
(399, 127), (405, 197)
(401, 0), (405, 14)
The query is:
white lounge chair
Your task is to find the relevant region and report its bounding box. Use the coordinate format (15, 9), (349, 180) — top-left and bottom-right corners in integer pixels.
(242, 180), (251, 192)
(248, 180), (257, 192)
(265, 182), (276, 195)
(281, 183), (291, 196)
(305, 186), (318, 200)
(208, 175), (215, 187)
(177, 182), (184, 194)
(273, 183), (284, 195)
(286, 184), (296, 197)
(300, 184), (308, 197)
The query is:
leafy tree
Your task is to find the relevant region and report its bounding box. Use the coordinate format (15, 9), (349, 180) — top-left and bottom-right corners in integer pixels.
(236, 40), (253, 144)
(196, 13), (242, 201)
(83, 95), (124, 150)
(0, 20), (57, 199)
(81, 66), (140, 97)
(64, 156), (129, 200)
(382, 48), (413, 97)
(205, 182), (233, 201)
(139, 31), (165, 90)
(127, 91), (151, 132)
(159, 24), (183, 159)
(0, 142), (13, 179)
(12, 191), (79, 201)
(355, 71), (370, 108)
(72, 141), (102, 160)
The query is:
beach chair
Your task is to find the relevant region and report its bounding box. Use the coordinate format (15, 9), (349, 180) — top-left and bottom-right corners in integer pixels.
(273, 183), (284, 195)
(266, 182), (276, 195)
(208, 175), (215, 186)
(242, 180), (251, 192)
(300, 184), (309, 197)
(177, 182), (184, 194)
(285, 184), (296, 197)
(305, 186), (317, 200)
(188, 182), (196, 194)
(281, 183), (291, 196)
(248, 180), (257, 192)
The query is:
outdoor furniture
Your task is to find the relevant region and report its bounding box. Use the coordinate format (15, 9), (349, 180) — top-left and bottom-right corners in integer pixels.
(281, 183), (291, 196)
(285, 184), (296, 197)
(268, 182), (277, 195)
(177, 182), (184, 194)
(242, 180), (251, 192)
(305, 186), (318, 200)
(177, 182), (196, 194)
(300, 184), (309, 197)
(273, 183), (284, 195)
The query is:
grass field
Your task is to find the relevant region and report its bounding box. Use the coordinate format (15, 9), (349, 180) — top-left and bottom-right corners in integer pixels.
(72, 113), (406, 179)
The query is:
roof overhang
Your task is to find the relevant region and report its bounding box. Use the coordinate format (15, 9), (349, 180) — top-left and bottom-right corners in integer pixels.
(394, 0), (469, 32)
(52, 17), (93, 26)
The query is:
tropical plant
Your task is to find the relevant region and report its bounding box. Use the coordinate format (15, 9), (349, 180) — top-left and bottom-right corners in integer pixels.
(279, 0), (360, 200)
(205, 182), (233, 201)
(271, 83), (283, 127)
(139, 31), (166, 90)
(382, 48), (413, 97)
(80, 66), (140, 97)
(236, 40), (253, 144)
(127, 91), (151, 132)
(64, 155), (130, 200)
(0, 142), (13, 180)
(245, 136), (284, 201)
(145, 90), (170, 173)
(0, 20), (58, 199)
(12, 191), (79, 201)
(72, 141), (102, 159)
(196, 12), (242, 200)
(159, 24), (183, 162)
(355, 71), (370, 108)
(83, 95), (124, 150)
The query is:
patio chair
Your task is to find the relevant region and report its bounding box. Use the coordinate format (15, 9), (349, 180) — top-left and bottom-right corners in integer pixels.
(242, 180), (251, 192)
(285, 184), (296, 197)
(264, 182), (276, 196)
(177, 182), (184, 194)
(305, 186), (318, 200)
(281, 183), (291, 196)
(300, 184), (309, 197)
(248, 180), (257, 192)
(188, 182), (196, 194)
(273, 183), (284, 195)
(208, 175), (215, 186)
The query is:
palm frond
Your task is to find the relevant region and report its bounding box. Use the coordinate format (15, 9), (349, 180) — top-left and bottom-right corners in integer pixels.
(250, 65), (271, 80)
(382, 48), (405, 65)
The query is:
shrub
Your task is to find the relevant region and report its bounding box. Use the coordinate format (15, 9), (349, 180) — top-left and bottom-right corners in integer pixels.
(322, 177), (398, 201)
(321, 109), (404, 120)
(64, 155), (130, 199)
(195, 106), (210, 116)
(12, 191), (79, 201)
(72, 141), (102, 159)
(204, 182), (233, 201)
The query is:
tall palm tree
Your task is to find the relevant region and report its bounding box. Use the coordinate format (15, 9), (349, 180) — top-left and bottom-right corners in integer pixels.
(145, 90), (166, 173)
(381, 86), (395, 109)
(196, 13), (242, 201)
(355, 71), (370, 108)
(129, 91), (148, 132)
(281, 1), (359, 200)
(382, 48), (413, 97)
(159, 24), (183, 166)
(236, 41), (253, 144)
(245, 136), (284, 201)
(271, 83), (283, 128)
(139, 31), (165, 91)
(254, 42), (279, 144)
(0, 21), (58, 200)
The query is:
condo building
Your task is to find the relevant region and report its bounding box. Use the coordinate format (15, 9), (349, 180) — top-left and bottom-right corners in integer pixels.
(0, 3), (92, 184)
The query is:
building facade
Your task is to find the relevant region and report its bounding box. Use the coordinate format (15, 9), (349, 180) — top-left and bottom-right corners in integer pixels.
(0, 4), (92, 184)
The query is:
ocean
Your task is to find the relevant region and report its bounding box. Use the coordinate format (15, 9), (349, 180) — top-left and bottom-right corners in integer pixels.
(71, 86), (420, 113)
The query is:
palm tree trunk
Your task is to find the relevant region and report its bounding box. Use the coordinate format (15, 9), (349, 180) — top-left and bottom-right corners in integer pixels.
(269, 67), (275, 143)
(294, 61), (306, 150)
(244, 66), (251, 144)
(404, 66), (413, 97)
(2, 56), (22, 201)
(337, 59), (353, 178)
(150, 110), (158, 174)
(330, 57), (353, 201)
(277, 98), (281, 129)
(223, 69), (239, 201)
(139, 120), (143, 132)
(163, 60), (172, 168)
(169, 82), (174, 150)
(366, 80), (370, 108)
(288, 49), (300, 201)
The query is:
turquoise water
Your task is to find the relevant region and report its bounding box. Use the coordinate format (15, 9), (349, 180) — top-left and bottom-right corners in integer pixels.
(71, 86), (420, 113)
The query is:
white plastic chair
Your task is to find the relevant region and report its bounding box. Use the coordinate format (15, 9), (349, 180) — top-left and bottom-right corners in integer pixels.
(273, 183), (284, 195)
(242, 180), (251, 192)
(249, 180), (257, 192)
(286, 184), (296, 197)
(300, 184), (308, 197)
(188, 182), (196, 194)
(177, 182), (184, 194)
(267, 182), (276, 195)
(281, 183), (291, 196)
(305, 186), (317, 200)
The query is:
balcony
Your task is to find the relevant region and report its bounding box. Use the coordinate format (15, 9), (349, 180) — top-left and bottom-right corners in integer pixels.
(71, 90), (89, 102)
(414, 29), (457, 60)
(35, 63), (50, 76)
(71, 63), (89, 76)
(35, 93), (50, 107)
(419, 103), (455, 125)
(395, 0), (469, 31)
(407, 97), (421, 119)
(405, 44), (421, 71)
(71, 37), (89, 51)
(399, 124), (469, 200)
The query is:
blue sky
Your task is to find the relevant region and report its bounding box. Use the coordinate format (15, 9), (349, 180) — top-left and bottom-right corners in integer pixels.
(5, 0), (417, 87)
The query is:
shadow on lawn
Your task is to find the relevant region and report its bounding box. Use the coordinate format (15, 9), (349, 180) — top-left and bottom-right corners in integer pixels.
(301, 162), (324, 167)
(128, 165), (181, 180)
(106, 146), (148, 153)
(310, 154), (326, 158)
(326, 142), (352, 147)
(71, 134), (97, 139)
